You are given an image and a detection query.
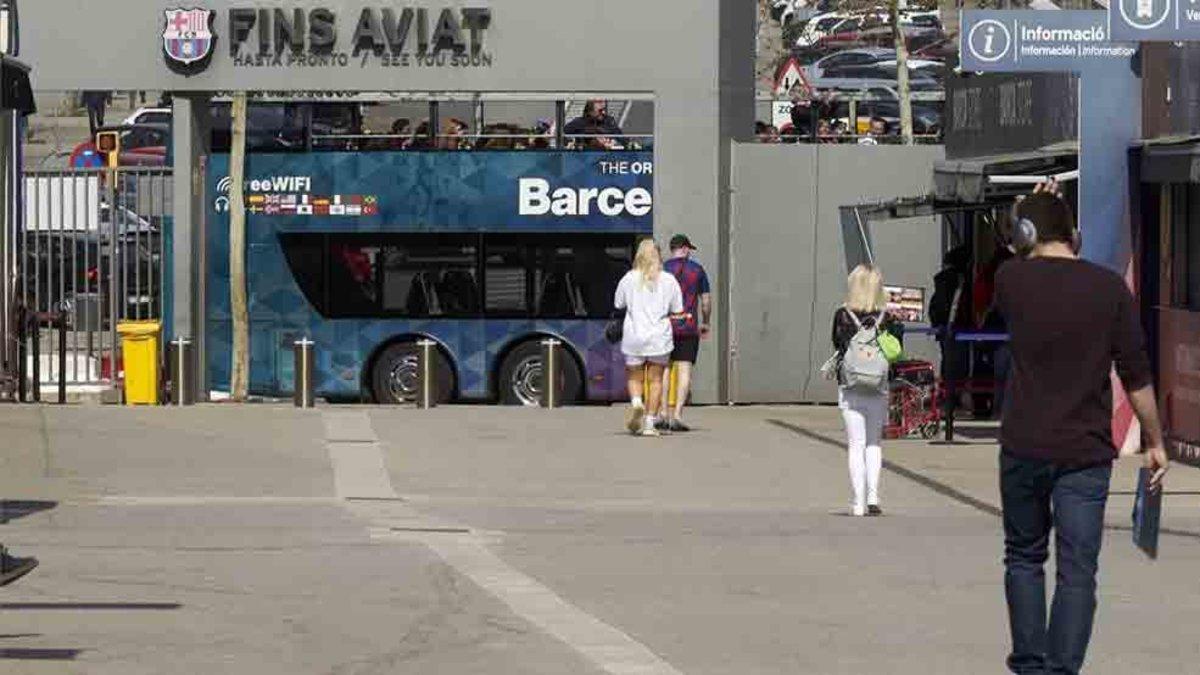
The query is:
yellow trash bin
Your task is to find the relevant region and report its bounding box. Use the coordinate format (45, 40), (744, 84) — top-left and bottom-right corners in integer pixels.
(117, 320), (161, 405)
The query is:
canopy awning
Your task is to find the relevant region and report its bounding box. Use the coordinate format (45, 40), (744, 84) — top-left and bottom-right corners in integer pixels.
(1140, 138), (1200, 183)
(1, 55), (35, 115)
(934, 144), (1078, 204)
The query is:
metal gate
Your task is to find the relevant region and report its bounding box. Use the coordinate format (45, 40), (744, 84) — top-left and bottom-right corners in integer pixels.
(18, 168), (172, 389)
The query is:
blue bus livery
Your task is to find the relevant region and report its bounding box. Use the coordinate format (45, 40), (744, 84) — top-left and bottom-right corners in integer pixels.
(206, 150), (653, 404)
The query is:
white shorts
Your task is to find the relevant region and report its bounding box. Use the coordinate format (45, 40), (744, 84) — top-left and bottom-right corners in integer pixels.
(625, 353), (670, 368)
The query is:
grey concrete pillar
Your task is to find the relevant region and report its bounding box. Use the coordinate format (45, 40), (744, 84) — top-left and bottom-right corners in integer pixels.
(171, 93), (212, 401)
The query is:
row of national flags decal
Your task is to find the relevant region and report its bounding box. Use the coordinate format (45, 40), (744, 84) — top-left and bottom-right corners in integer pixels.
(246, 194), (380, 216)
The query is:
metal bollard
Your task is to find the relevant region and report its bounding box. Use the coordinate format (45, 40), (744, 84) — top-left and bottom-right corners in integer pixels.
(17, 311), (27, 403)
(415, 339), (437, 409)
(169, 337), (195, 406)
(293, 338), (315, 408)
(540, 338), (562, 409)
(29, 316), (40, 403)
(57, 314), (67, 405)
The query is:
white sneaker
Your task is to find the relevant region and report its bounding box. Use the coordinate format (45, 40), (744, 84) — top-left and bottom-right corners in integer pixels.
(626, 402), (646, 435)
(641, 417), (660, 437)
(850, 504), (866, 517)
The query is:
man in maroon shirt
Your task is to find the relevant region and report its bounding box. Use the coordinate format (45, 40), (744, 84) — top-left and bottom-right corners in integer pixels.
(994, 185), (1169, 675)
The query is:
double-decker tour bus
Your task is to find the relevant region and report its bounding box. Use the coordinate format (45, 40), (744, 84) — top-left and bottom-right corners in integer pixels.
(206, 95), (654, 405)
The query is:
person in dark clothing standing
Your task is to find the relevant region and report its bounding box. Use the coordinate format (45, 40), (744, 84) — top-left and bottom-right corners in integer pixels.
(658, 234), (711, 432)
(82, 90), (111, 137)
(994, 184), (1169, 675)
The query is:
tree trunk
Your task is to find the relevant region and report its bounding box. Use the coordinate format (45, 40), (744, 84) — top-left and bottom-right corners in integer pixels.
(892, 0), (914, 144)
(229, 92), (249, 401)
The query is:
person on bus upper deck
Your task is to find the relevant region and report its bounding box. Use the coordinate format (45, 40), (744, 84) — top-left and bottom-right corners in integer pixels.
(564, 100), (623, 139)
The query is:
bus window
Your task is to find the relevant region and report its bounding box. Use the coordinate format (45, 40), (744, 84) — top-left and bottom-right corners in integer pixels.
(280, 233), (326, 314)
(211, 103), (307, 152)
(380, 240), (477, 317)
(328, 241), (380, 316)
(532, 238), (633, 319)
(485, 243), (529, 316)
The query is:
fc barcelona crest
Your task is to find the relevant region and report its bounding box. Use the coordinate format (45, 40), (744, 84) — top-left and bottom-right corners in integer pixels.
(162, 8), (216, 73)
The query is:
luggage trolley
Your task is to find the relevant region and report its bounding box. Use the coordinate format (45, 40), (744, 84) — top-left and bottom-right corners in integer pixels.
(886, 359), (942, 440)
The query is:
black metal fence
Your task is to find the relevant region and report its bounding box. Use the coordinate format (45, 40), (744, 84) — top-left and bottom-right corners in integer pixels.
(18, 168), (171, 388)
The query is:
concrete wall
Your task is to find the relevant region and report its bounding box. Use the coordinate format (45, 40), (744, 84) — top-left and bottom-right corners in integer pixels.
(728, 144), (944, 403)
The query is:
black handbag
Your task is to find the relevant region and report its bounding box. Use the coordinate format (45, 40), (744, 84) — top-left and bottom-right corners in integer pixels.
(604, 310), (625, 344)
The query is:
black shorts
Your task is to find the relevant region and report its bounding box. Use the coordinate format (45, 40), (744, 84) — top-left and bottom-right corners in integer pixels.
(671, 335), (701, 364)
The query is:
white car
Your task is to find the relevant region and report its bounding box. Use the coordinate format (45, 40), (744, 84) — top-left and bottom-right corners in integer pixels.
(794, 12), (857, 48)
(779, 0), (822, 26)
(121, 107), (172, 127)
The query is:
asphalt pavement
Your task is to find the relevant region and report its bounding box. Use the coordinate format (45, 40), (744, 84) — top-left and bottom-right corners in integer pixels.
(0, 403), (1197, 674)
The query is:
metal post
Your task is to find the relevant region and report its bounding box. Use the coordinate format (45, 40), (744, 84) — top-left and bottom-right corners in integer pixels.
(415, 339), (437, 409)
(56, 313), (66, 404)
(555, 100), (567, 148)
(293, 337), (315, 408)
(169, 336), (194, 406)
(540, 338), (562, 409)
(428, 101), (440, 145)
(29, 315), (38, 402)
(16, 308), (26, 402)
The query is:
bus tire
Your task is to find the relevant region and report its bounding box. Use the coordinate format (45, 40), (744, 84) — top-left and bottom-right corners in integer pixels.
(497, 340), (582, 406)
(370, 341), (455, 405)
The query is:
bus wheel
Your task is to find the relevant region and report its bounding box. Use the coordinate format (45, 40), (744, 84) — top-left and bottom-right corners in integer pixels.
(371, 342), (454, 404)
(497, 340), (582, 406)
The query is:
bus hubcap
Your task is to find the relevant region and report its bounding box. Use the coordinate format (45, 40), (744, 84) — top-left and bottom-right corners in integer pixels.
(388, 355), (420, 400)
(510, 357), (542, 406)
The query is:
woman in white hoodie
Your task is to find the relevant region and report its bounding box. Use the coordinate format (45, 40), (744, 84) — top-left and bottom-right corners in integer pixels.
(614, 239), (683, 437)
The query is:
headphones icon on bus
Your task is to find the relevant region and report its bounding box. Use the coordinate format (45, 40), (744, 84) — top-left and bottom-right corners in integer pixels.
(967, 19), (1012, 63)
(214, 176), (232, 212)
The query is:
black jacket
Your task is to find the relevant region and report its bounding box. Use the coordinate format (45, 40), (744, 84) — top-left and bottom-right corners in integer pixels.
(831, 307), (903, 354)
(563, 115), (624, 136)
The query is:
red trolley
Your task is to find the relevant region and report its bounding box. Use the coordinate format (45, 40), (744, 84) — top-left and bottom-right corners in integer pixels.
(886, 360), (942, 440)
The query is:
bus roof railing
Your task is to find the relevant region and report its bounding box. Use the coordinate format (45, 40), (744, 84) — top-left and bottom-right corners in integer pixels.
(212, 92), (657, 103)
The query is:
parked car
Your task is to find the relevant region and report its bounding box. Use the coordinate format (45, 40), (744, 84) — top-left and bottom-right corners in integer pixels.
(69, 123), (170, 168)
(810, 63), (943, 93)
(794, 12), (857, 48)
(805, 48), (942, 81)
(19, 203), (162, 325)
(121, 107), (172, 127)
(827, 98), (944, 136)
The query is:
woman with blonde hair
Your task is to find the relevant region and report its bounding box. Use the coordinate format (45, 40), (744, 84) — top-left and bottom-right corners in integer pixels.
(614, 239), (683, 436)
(831, 264), (902, 515)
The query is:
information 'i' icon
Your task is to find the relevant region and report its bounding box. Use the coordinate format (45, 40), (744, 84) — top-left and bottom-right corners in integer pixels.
(984, 25), (996, 55)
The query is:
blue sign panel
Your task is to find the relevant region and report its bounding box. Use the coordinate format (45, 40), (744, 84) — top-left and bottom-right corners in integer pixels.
(961, 10), (1137, 72)
(1109, 0), (1200, 41)
(207, 150), (654, 233)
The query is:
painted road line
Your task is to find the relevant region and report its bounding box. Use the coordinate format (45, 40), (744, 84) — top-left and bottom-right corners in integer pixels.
(332, 410), (684, 675)
(95, 496), (338, 506)
(380, 529), (684, 675)
(322, 410), (398, 500)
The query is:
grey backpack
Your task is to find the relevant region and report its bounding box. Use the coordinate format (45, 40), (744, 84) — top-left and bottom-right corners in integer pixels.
(840, 310), (889, 393)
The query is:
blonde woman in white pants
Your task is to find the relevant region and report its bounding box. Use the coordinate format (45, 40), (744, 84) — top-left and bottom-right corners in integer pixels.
(831, 265), (901, 516)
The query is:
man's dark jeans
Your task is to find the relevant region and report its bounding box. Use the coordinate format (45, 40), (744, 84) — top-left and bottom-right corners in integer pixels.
(1000, 451), (1112, 675)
